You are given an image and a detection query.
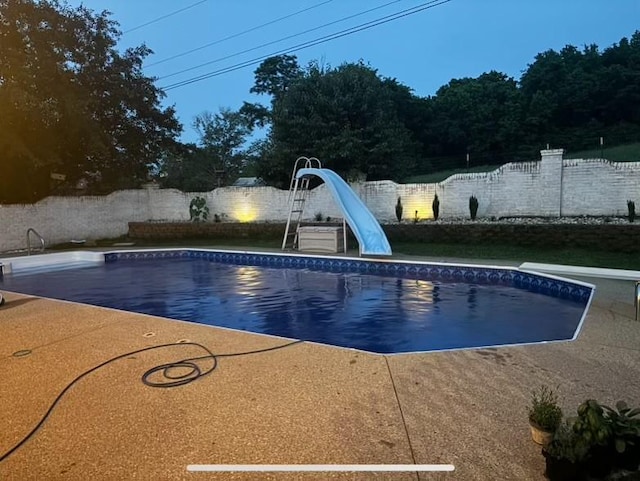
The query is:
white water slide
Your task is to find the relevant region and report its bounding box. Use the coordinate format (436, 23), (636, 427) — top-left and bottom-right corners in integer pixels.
(295, 168), (392, 256)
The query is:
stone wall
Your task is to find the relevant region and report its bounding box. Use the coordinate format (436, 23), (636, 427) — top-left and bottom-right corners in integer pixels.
(2, 149), (640, 252)
(381, 223), (640, 252)
(127, 221), (640, 253)
(128, 222), (287, 240)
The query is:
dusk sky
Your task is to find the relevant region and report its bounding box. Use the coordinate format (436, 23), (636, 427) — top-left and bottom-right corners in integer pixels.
(71, 0), (639, 143)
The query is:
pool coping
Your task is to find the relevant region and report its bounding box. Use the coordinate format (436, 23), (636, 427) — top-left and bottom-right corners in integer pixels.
(1, 250), (638, 480)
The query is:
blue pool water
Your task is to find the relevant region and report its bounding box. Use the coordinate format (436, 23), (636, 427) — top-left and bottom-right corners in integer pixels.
(0, 251), (592, 354)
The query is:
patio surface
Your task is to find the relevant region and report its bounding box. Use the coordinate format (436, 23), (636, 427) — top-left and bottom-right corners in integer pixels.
(0, 251), (639, 480)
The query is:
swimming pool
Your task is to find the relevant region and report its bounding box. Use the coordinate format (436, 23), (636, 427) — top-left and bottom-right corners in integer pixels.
(0, 249), (594, 354)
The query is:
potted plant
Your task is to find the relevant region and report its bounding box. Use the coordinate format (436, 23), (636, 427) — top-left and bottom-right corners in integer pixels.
(543, 421), (589, 481)
(529, 385), (563, 446)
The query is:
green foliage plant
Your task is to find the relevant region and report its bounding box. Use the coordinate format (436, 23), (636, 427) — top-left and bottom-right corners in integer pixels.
(314, 212), (324, 222)
(395, 197), (403, 222)
(628, 200), (636, 223)
(602, 400), (640, 455)
(469, 195), (479, 220)
(189, 196), (210, 222)
(573, 399), (612, 447)
(545, 420), (590, 464)
(529, 385), (563, 432)
(432, 194), (440, 220)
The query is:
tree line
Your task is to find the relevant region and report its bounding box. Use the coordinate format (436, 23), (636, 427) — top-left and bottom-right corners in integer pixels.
(2, 0), (639, 202)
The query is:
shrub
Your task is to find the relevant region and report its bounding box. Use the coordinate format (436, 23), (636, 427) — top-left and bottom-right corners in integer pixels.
(432, 194), (440, 220)
(545, 420), (590, 464)
(189, 196), (209, 222)
(540, 397), (640, 479)
(628, 200), (635, 223)
(469, 195), (479, 220)
(529, 385), (563, 432)
(603, 400), (640, 455)
(314, 212), (323, 222)
(573, 399), (611, 446)
(395, 197), (403, 222)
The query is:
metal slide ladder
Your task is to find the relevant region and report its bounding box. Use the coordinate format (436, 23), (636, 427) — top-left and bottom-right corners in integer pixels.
(281, 156), (322, 251)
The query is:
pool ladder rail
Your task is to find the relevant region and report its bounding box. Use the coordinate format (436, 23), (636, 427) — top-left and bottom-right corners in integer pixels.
(282, 156), (322, 251)
(26, 228), (46, 255)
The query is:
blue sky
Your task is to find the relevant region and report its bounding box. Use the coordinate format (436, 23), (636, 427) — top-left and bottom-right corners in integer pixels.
(71, 0), (639, 143)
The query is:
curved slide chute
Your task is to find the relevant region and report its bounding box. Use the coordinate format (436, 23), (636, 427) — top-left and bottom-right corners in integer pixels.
(296, 168), (392, 256)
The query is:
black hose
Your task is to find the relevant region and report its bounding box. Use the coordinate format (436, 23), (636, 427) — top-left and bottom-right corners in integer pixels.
(0, 339), (302, 463)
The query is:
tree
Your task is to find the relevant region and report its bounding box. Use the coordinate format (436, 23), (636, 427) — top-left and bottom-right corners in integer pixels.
(255, 60), (422, 186)
(193, 108), (251, 185)
(0, 0), (181, 203)
(518, 36), (640, 151)
(159, 144), (218, 192)
(160, 108), (252, 190)
(428, 71), (525, 164)
(240, 54), (302, 129)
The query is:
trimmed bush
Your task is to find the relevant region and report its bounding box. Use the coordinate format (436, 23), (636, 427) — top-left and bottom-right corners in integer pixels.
(432, 194), (440, 220)
(469, 195), (479, 220)
(395, 197), (403, 222)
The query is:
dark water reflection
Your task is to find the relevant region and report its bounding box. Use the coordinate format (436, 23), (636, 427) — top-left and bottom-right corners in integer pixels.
(0, 258), (586, 353)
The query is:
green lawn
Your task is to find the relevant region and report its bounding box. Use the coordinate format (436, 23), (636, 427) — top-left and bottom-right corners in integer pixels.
(391, 242), (640, 270)
(405, 164), (502, 184)
(565, 142), (640, 162)
(52, 237), (640, 271)
(405, 142), (640, 184)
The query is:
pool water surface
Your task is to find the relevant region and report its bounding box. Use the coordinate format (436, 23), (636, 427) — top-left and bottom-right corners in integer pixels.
(0, 250), (593, 354)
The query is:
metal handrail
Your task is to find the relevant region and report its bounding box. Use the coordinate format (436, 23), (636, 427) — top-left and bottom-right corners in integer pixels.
(26, 228), (45, 255)
(288, 156), (322, 196)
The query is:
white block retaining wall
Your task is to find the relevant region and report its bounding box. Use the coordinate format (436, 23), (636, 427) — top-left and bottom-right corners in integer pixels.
(1, 150), (639, 252)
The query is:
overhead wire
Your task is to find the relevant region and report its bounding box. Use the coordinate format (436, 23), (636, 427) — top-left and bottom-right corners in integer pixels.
(145, 0), (336, 68)
(123, 0), (210, 34)
(157, 0), (404, 81)
(160, 0), (452, 91)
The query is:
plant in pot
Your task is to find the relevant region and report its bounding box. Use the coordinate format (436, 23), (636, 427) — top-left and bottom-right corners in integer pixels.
(529, 385), (563, 446)
(603, 400), (640, 471)
(543, 420), (589, 481)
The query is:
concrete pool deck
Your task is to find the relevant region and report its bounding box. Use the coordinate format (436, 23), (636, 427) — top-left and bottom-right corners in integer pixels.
(0, 251), (639, 480)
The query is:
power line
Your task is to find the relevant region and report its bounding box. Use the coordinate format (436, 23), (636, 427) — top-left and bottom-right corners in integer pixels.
(145, 0), (335, 68)
(157, 0), (404, 81)
(161, 0), (452, 91)
(123, 0), (210, 34)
